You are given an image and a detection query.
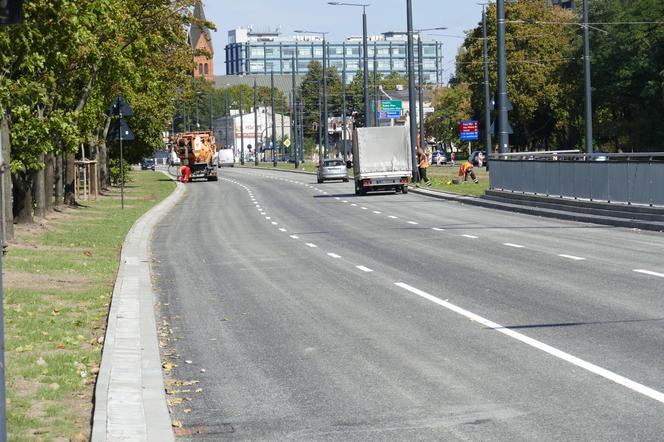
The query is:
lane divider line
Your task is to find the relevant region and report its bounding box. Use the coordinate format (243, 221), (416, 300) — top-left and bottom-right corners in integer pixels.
(408, 221), (419, 225)
(462, 234), (479, 239)
(327, 253), (341, 259)
(634, 269), (664, 278)
(279, 228), (287, 232)
(388, 216), (398, 219)
(394, 282), (664, 406)
(373, 211), (382, 214)
(356, 266), (373, 273)
(289, 235), (300, 240)
(305, 243), (318, 248)
(559, 254), (586, 261)
(432, 228), (445, 231)
(504, 243), (525, 248)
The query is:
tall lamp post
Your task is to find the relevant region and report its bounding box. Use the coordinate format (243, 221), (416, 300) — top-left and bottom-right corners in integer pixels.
(406, 0), (419, 183)
(240, 91), (245, 165)
(328, 2), (371, 127)
(271, 70), (277, 167)
(295, 30), (329, 165)
(254, 80), (259, 166)
(583, 0), (593, 154)
(496, 0), (509, 154)
(291, 55), (299, 168)
(481, 4), (492, 161)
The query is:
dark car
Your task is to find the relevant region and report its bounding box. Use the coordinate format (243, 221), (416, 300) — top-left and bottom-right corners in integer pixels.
(141, 158), (155, 171)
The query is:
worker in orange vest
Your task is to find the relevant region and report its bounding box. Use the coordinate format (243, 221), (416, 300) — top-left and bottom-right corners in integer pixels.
(458, 160), (478, 184)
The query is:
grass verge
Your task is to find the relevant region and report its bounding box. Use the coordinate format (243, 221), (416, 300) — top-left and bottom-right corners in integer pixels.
(3, 171), (175, 441)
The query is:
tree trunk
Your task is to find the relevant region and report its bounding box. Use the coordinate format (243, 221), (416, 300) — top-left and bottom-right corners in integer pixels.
(12, 170), (33, 224)
(64, 152), (77, 206)
(54, 153), (63, 208)
(33, 154), (46, 218)
(99, 118), (111, 190)
(0, 114), (13, 241)
(44, 152), (54, 212)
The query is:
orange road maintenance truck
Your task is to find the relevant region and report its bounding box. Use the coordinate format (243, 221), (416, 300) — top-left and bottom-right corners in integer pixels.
(172, 131), (218, 182)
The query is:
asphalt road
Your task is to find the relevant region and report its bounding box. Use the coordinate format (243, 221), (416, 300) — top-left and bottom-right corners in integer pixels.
(153, 167), (664, 441)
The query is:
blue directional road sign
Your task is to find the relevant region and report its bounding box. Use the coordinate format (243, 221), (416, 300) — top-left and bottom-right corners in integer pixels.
(459, 120), (479, 141)
(377, 110), (402, 120)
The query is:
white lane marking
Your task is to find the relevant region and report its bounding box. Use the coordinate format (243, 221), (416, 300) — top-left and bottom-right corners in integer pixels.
(432, 227), (445, 231)
(305, 243), (318, 248)
(289, 235), (300, 240)
(342, 200), (349, 203)
(279, 228), (287, 232)
(407, 221), (419, 225)
(327, 253), (341, 259)
(356, 266), (373, 273)
(351, 203), (358, 207)
(634, 269), (664, 278)
(462, 234), (479, 239)
(394, 282), (664, 405)
(373, 211), (382, 214)
(559, 254), (586, 261)
(388, 215), (398, 219)
(504, 243), (525, 248)
(271, 222), (278, 225)
(361, 207), (368, 210)
(265, 216), (271, 220)
(335, 197), (341, 200)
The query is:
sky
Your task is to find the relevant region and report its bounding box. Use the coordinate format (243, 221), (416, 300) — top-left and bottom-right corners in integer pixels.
(203, 0), (485, 81)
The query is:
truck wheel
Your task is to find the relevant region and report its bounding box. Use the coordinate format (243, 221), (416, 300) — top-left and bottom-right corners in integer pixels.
(402, 185), (408, 194)
(208, 176), (218, 182)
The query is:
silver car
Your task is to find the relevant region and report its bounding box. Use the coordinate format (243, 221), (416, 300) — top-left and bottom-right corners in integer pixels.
(318, 159), (349, 183)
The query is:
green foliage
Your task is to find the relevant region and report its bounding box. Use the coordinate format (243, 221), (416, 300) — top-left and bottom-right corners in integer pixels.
(425, 84), (472, 147)
(108, 158), (133, 186)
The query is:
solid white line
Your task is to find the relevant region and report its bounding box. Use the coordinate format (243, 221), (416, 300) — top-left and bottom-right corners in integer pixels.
(394, 282), (664, 405)
(356, 266), (373, 272)
(305, 243), (318, 248)
(279, 228), (287, 232)
(327, 253), (341, 259)
(504, 243), (525, 248)
(559, 254), (586, 261)
(462, 234), (478, 239)
(634, 269), (664, 278)
(407, 221), (419, 225)
(432, 227), (445, 231)
(388, 215), (398, 219)
(289, 235), (300, 239)
(373, 211), (382, 214)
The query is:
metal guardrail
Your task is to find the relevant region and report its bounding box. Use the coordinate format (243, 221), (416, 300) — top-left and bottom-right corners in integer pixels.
(488, 152), (664, 207)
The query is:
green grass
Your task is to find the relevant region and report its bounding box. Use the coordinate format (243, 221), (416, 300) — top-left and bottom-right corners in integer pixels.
(3, 171), (175, 442)
(242, 161), (318, 173)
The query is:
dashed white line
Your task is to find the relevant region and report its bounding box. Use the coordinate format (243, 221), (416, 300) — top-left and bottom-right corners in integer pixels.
(335, 197), (341, 200)
(342, 200), (349, 203)
(356, 266), (373, 273)
(394, 282), (664, 406)
(289, 235), (300, 240)
(271, 222), (278, 225)
(504, 243), (525, 248)
(388, 215), (398, 219)
(633, 269), (664, 278)
(558, 254), (586, 261)
(279, 228), (287, 232)
(351, 204), (358, 207)
(373, 211), (382, 214)
(265, 216), (271, 220)
(432, 227), (445, 231)
(361, 207), (368, 210)
(462, 234), (479, 239)
(407, 221), (419, 225)
(305, 243), (318, 248)
(327, 253), (341, 259)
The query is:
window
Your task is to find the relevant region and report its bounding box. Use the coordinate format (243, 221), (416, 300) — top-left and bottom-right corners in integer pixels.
(265, 47), (278, 58)
(313, 46), (323, 57)
(250, 61), (265, 72)
(198, 64), (203, 75)
(298, 47), (311, 57)
(204, 64), (209, 75)
(392, 46), (405, 56)
(250, 46), (264, 58)
(346, 60), (359, 70)
(346, 46), (359, 56)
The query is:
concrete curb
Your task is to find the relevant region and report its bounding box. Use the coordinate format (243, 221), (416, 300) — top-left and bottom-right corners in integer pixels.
(92, 174), (185, 442)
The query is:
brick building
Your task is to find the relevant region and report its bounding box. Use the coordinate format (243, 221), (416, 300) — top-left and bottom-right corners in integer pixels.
(190, 1), (214, 81)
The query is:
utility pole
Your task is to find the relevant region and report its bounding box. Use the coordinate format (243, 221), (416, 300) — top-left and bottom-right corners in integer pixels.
(406, 0), (420, 183)
(271, 70), (277, 167)
(342, 66), (347, 159)
(583, 0), (593, 154)
(280, 96), (285, 161)
(496, 0), (509, 153)
(373, 45), (379, 127)
(240, 91), (245, 165)
(322, 37), (329, 158)
(292, 55), (299, 168)
(482, 5), (492, 162)
(254, 80), (259, 166)
(417, 36), (426, 155)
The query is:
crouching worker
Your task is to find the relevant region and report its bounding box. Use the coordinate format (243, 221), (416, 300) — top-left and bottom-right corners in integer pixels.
(458, 161), (478, 184)
(179, 164), (191, 183)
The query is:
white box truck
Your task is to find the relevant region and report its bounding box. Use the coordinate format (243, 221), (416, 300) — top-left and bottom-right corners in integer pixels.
(352, 126), (412, 195)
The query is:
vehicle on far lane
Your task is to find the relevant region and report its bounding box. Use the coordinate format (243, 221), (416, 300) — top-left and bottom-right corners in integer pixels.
(318, 158), (349, 183)
(431, 150), (447, 165)
(141, 158), (155, 170)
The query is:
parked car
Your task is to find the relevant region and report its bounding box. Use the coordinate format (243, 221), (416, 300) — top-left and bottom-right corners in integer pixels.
(431, 150), (447, 165)
(141, 158), (155, 170)
(318, 158), (349, 183)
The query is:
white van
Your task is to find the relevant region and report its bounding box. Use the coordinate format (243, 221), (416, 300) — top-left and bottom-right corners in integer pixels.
(218, 148), (235, 167)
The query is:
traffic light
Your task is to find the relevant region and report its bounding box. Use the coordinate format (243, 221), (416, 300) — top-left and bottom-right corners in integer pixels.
(0, 0), (23, 25)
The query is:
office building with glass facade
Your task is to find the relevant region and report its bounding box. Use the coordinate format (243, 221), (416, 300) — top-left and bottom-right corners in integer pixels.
(225, 28), (444, 84)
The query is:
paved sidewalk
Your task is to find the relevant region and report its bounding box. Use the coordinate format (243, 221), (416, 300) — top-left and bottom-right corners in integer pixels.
(92, 176), (185, 442)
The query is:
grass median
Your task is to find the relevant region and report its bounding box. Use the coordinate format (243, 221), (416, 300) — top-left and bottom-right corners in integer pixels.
(3, 171), (175, 441)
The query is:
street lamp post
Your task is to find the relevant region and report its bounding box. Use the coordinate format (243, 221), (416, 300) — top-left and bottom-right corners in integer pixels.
(271, 70), (277, 167)
(417, 36), (425, 155)
(328, 3), (371, 127)
(583, 0), (593, 154)
(342, 66), (347, 159)
(240, 91), (244, 165)
(224, 91), (229, 148)
(406, 0), (420, 183)
(496, 0), (509, 153)
(481, 4), (492, 162)
(373, 46), (378, 127)
(291, 55), (299, 168)
(254, 80), (259, 166)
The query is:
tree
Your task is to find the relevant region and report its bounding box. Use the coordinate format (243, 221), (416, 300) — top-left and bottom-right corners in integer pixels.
(425, 84), (472, 148)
